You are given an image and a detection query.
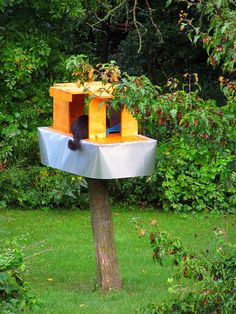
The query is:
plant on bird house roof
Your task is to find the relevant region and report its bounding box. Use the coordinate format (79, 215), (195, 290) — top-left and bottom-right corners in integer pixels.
(65, 55), (161, 118)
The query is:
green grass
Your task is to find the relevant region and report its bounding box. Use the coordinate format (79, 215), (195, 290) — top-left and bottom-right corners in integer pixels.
(1, 207), (235, 314)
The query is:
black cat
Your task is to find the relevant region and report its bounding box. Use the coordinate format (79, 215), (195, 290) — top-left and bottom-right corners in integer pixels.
(68, 115), (88, 150)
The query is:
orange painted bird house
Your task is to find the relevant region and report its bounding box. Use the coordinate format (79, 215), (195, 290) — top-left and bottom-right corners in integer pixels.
(50, 81), (139, 142)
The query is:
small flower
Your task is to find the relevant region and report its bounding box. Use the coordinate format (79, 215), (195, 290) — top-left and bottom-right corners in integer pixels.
(204, 289), (210, 296)
(138, 229), (146, 237)
(150, 219), (157, 225)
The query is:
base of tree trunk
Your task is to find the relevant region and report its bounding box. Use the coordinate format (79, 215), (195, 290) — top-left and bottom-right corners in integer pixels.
(88, 178), (122, 291)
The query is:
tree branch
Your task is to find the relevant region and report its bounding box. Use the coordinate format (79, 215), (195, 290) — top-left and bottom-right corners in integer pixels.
(90, 0), (127, 28)
(132, 0), (146, 53)
(145, 0), (163, 43)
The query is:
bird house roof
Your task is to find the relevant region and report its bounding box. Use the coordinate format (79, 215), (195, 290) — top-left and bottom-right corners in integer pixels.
(50, 82), (113, 101)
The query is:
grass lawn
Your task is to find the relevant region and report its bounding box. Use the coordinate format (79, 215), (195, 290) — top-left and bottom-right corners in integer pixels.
(1, 207), (235, 314)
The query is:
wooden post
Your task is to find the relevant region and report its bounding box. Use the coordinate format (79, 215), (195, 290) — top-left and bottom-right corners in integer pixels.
(88, 179), (122, 291)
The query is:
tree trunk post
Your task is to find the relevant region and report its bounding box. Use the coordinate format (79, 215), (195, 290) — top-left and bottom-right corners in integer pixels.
(88, 178), (122, 291)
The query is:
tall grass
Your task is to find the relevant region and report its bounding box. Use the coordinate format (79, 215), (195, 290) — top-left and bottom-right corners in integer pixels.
(1, 207), (235, 313)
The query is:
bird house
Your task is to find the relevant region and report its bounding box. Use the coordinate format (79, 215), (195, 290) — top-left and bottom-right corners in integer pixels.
(49, 82), (139, 140)
(38, 81), (157, 179)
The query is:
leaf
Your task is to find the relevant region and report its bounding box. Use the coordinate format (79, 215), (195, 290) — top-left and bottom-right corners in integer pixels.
(166, 0), (173, 7)
(170, 109), (177, 119)
(187, 31), (193, 42)
(193, 34), (200, 44)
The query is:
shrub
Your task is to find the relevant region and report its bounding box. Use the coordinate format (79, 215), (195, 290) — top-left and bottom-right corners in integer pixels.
(0, 166), (88, 209)
(109, 84), (236, 213)
(0, 239), (39, 313)
(138, 222), (236, 313)
(156, 139), (235, 212)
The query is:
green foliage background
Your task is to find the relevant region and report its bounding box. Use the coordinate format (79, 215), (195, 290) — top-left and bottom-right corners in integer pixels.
(0, 0), (235, 212)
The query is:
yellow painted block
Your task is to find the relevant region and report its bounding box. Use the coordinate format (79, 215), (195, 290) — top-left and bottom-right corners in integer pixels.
(50, 82), (113, 99)
(53, 98), (70, 132)
(52, 94), (85, 133)
(121, 107), (138, 136)
(50, 87), (73, 102)
(88, 97), (106, 139)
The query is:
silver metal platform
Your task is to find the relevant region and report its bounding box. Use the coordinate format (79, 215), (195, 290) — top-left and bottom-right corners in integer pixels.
(38, 127), (157, 179)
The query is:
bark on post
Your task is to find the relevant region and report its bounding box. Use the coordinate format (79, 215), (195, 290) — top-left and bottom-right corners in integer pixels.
(88, 178), (122, 291)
